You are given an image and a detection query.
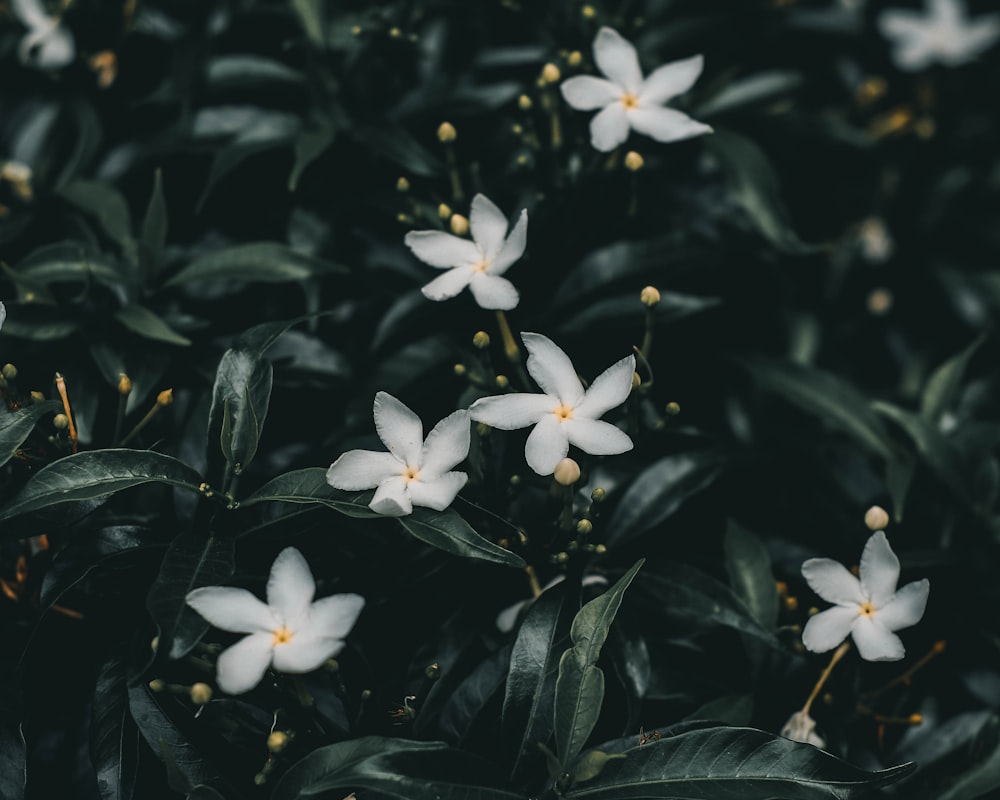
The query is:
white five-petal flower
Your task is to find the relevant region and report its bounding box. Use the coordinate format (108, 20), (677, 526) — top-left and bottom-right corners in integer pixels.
(560, 27), (712, 152)
(878, 0), (1000, 71)
(469, 332), (635, 476)
(12, 0), (76, 70)
(404, 194), (527, 310)
(185, 547), (364, 695)
(326, 392), (470, 516)
(801, 531), (929, 662)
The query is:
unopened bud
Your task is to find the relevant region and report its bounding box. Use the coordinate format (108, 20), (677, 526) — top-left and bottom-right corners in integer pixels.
(424, 662), (441, 680)
(388, 26), (402, 38)
(438, 202), (452, 219)
(640, 285), (661, 307)
(518, 94), (533, 110)
(553, 551), (569, 564)
(864, 505), (889, 531)
(437, 121), (457, 143)
(624, 151), (644, 172)
(53, 414), (69, 430)
(866, 287), (893, 316)
(784, 595), (799, 611)
(325, 658), (340, 672)
(450, 213), (470, 236)
(495, 374), (509, 389)
(361, 688), (372, 700)
(567, 50), (583, 67)
(150, 635), (159, 652)
(665, 401), (680, 415)
(156, 389), (173, 406)
(267, 731), (289, 753)
(189, 683), (213, 705)
(473, 331), (491, 349)
(148, 679), (166, 692)
(553, 457), (581, 486)
(909, 713), (923, 725)
(541, 63), (561, 84)
(509, 475), (521, 486)
(350, 24), (362, 35)
(594, 543), (607, 555)
(576, 519), (593, 535)
(118, 373), (132, 395)
(2, 363), (17, 380)
(396, 176), (410, 192)
(511, 123), (524, 135)
(581, 4), (596, 17)
(453, 363), (467, 376)
(631, 372), (641, 389)
(396, 212), (413, 224)
(591, 487), (606, 503)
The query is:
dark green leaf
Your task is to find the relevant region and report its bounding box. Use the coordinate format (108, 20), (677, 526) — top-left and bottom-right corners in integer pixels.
(91, 654), (138, 800)
(139, 169), (168, 278)
(399, 507), (527, 568)
(920, 335), (984, 424)
(288, 127), (336, 191)
(58, 180), (137, 263)
(696, 70), (804, 118)
(290, 0), (324, 46)
(168, 242), (345, 287)
(0, 318), (78, 340)
(358, 126), (444, 177)
(558, 293), (721, 334)
(438, 645), (511, 744)
(0, 401), (59, 468)
(13, 242), (127, 288)
(240, 467), (382, 518)
(205, 55), (305, 91)
(684, 693), (754, 727)
(722, 521), (778, 629)
(572, 751), (626, 785)
(114, 304), (191, 346)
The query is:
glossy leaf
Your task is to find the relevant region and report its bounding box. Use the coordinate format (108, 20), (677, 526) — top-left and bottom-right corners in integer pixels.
(722, 521), (778, 629)
(288, 127), (336, 191)
(58, 179), (137, 263)
(398, 508), (527, 568)
(167, 242), (346, 287)
(0, 400), (59, 468)
(921, 335), (984, 424)
(114, 304), (191, 346)
(91, 654), (138, 800)
(205, 55), (305, 91)
(240, 467), (382, 518)
(13, 242), (127, 288)
(696, 70), (804, 118)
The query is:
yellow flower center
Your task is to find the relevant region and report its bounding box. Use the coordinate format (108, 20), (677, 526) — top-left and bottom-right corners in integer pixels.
(622, 92), (639, 110)
(403, 466), (420, 483)
(554, 404), (574, 421)
(272, 626), (294, 646)
(474, 259), (489, 273)
(859, 601), (876, 618)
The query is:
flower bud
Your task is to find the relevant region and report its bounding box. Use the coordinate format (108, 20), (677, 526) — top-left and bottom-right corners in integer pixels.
(553, 551), (569, 564)
(631, 372), (641, 389)
(473, 331), (491, 349)
(591, 487), (606, 503)
(624, 151), (644, 172)
(118, 373), (132, 395)
(156, 389), (173, 406)
(518, 94), (533, 110)
(476, 422), (491, 437)
(594, 543), (607, 554)
(581, 4), (596, 18)
(640, 285), (660, 307)
(553, 457), (581, 486)
(2, 363), (17, 380)
(437, 122), (457, 142)
(511, 123), (524, 135)
(541, 63), (561, 84)
(350, 25), (362, 35)
(396, 176), (410, 192)
(267, 731), (289, 753)
(567, 50), (583, 67)
(495, 374), (509, 389)
(866, 287), (893, 316)
(53, 414), (69, 430)
(453, 363), (467, 376)
(148, 678), (166, 692)
(864, 505), (890, 531)
(576, 519), (593, 535)
(438, 202), (452, 219)
(509, 474), (521, 486)
(396, 212), (413, 224)
(150, 635), (159, 652)
(424, 662), (441, 680)
(388, 26), (402, 38)
(189, 683), (213, 705)
(450, 214), (470, 236)
(665, 401), (680, 416)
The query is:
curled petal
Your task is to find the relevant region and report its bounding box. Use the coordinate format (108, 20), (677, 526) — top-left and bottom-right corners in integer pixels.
(469, 272), (519, 310)
(408, 472), (468, 511)
(801, 605), (857, 654)
(574, 354), (636, 420)
(326, 450), (401, 491)
(593, 27), (643, 94)
(522, 333), (584, 407)
(421, 265), (475, 302)
(215, 632), (274, 695)
(877, 579), (929, 631)
(420, 410), (471, 478)
(524, 414), (570, 476)
(271, 635), (343, 673)
(469, 393), (555, 430)
(374, 392), (423, 467)
(589, 102), (631, 152)
(801, 558), (864, 606)
(859, 531), (900, 608)
(267, 547), (315, 629)
(301, 593), (366, 641)
(628, 106), (712, 143)
(562, 417), (632, 456)
(639, 55), (705, 105)
(560, 75), (622, 110)
(469, 194), (509, 262)
(186, 587), (275, 634)
(369, 476), (412, 516)
(851, 616), (905, 662)
(404, 230), (481, 269)
(489, 210), (527, 276)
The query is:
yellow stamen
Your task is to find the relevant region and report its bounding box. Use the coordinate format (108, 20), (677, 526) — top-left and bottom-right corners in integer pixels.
(403, 466), (420, 483)
(859, 601), (876, 618)
(622, 92), (639, 110)
(272, 627), (294, 646)
(554, 404), (574, 421)
(473, 259), (489, 273)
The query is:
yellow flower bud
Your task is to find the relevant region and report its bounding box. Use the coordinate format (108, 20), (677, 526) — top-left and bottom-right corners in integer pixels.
(640, 285), (661, 307)
(267, 731), (289, 753)
(388, 26), (402, 38)
(581, 4), (596, 18)
(150, 635), (159, 652)
(453, 363), (467, 376)
(567, 50), (583, 67)
(511, 123), (524, 135)
(495, 374), (509, 389)
(156, 389), (174, 407)
(541, 63), (561, 84)
(189, 683), (213, 705)
(624, 151), (644, 172)
(866, 287), (893, 316)
(148, 678), (166, 692)
(476, 422), (491, 437)
(864, 505), (890, 531)
(473, 331), (491, 349)
(553, 551), (570, 564)
(2, 363), (17, 380)
(594, 543), (607, 555)
(576, 519), (593, 535)
(437, 121), (457, 142)
(450, 213), (470, 236)
(53, 413), (69, 430)
(396, 176), (410, 192)
(591, 487), (606, 503)
(518, 94), (533, 110)
(118, 373), (132, 395)
(553, 457), (581, 486)
(665, 401), (681, 415)
(437, 202), (452, 219)
(351, 25), (362, 35)
(631, 372), (641, 389)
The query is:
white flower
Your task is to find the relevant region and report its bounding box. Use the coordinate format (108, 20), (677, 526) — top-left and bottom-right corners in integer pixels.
(326, 392), (470, 517)
(469, 332), (635, 476)
(560, 27), (712, 152)
(12, 0), (75, 70)
(801, 531), (929, 662)
(185, 547), (364, 695)
(878, 0), (1000, 71)
(0, 301), (5, 333)
(404, 194), (527, 310)
(780, 710), (826, 748)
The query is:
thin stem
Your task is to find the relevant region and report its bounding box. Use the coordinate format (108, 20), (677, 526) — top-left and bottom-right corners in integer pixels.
(54, 373), (78, 453)
(445, 145), (464, 203)
(860, 640), (946, 702)
(802, 641), (850, 716)
(525, 565), (542, 599)
(119, 403), (161, 446)
(495, 311), (531, 388)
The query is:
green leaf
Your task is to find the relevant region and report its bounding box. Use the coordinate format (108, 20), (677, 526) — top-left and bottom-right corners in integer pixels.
(696, 70), (804, 118)
(240, 467), (382, 518)
(921, 335), (984, 423)
(114, 304), (191, 346)
(58, 180), (138, 264)
(722, 521), (778, 629)
(572, 751), (625, 786)
(399, 507), (526, 568)
(564, 727), (913, 799)
(167, 242), (345, 287)
(13, 242), (128, 289)
(147, 532), (235, 659)
(139, 169), (168, 278)
(290, 0), (325, 46)
(0, 449), (203, 526)
(288, 126), (336, 191)
(0, 401), (59, 469)
(91, 653), (138, 800)
(205, 55), (305, 91)
(554, 561), (643, 769)
(358, 126), (444, 177)
(558, 293), (721, 334)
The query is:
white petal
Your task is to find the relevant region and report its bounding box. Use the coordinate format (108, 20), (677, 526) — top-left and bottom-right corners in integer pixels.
(408, 472), (468, 511)
(560, 76), (623, 110)
(589, 102), (631, 152)
(469, 273), (519, 310)
(300, 593), (365, 640)
(326, 450), (401, 491)
(404, 230), (481, 269)
(496, 599), (528, 633)
(421, 265), (475, 301)
(271, 635), (343, 673)
(850, 616), (905, 661)
(36, 25), (74, 69)
(801, 558), (865, 605)
(489, 210), (527, 276)
(593, 27), (643, 94)
(562, 418), (633, 456)
(877, 9), (929, 41)
(574, 354), (636, 419)
(11, 0), (51, 29)
(420, 410), (471, 478)
(892, 41), (936, 71)
(877, 579), (929, 631)
(801, 606), (858, 653)
(469, 194), (508, 262)
(267, 547), (315, 630)
(524, 414), (570, 476)
(0, 301), (5, 332)
(628, 107), (712, 143)
(185, 587), (276, 634)
(369, 476), (412, 516)
(469, 393), (556, 430)
(522, 333), (585, 407)
(959, 15), (1000, 60)
(639, 55), (705, 105)
(374, 391), (423, 467)
(859, 531), (900, 608)
(215, 632), (274, 694)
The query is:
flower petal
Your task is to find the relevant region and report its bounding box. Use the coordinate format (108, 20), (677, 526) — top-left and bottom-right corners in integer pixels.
(300, 593), (365, 641)
(959, 15), (1000, 61)
(496, 599), (528, 633)
(560, 75), (623, 110)
(522, 332), (585, 407)
(593, 27), (643, 94)
(421, 265), (475, 301)
(877, 579), (929, 632)
(215, 632), (274, 694)
(469, 273), (519, 310)
(627, 107), (712, 143)
(801, 605), (857, 654)
(859, 531), (900, 608)
(469, 393), (555, 429)
(574, 354), (636, 419)
(639, 55), (705, 105)
(267, 547), (315, 629)
(404, 230), (481, 269)
(185, 587), (276, 634)
(780, 711), (825, 749)
(11, 0), (51, 29)
(408, 472), (468, 511)
(877, 9), (928, 41)
(489, 209), (527, 276)
(562, 418), (633, 456)
(589, 102), (631, 152)
(524, 414), (570, 476)
(420, 410), (471, 477)
(801, 558), (864, 605)
(369, 475), (412, 516)
(271, 635), (343, 673)
(850, 616), (905, 662)
(326, 449), (401, 491)
(374, 392), (423, 467)
(469, 194), (509, 262)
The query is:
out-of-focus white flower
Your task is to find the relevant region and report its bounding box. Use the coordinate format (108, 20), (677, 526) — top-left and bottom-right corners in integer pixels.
(878, 0), (1000, 71)
(0, 302), (6, 333)
(858, 217), (894, 263)
(186, 547), (364, 695)
(801, 531), (929, 662)
(496, 574), (610, 632)
(12, 0), (75, 70)
(404, 194), (527, 310)
(560, 27), (712, 152)
(470, 333), (634, 476)
(326, 392), (470, 516)
(780, 710), (826, 748)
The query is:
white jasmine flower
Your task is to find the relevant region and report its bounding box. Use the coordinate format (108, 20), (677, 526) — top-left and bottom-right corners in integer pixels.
(12, 0), (75, 70)
(326, 392), (470, 517)
(404, 194), (527, 310)
(0, 302), (5, 332)
(185, 547), (364, 695)
(469, 332), (634, 476)
(878, 0), (1000, 71)
(780, 710), (826, 748)
(560, 27), (712, 152)
(801, 531), (929, 662)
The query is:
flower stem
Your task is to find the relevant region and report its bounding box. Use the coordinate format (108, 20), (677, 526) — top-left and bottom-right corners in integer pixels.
(802, 641), (850, 716)
(494, 311), (532, 388)
(525, 565), (542, 598)
(445, 145), (464, 203)
(860, 640), (946, 702)
(54, 373), (78, 453)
